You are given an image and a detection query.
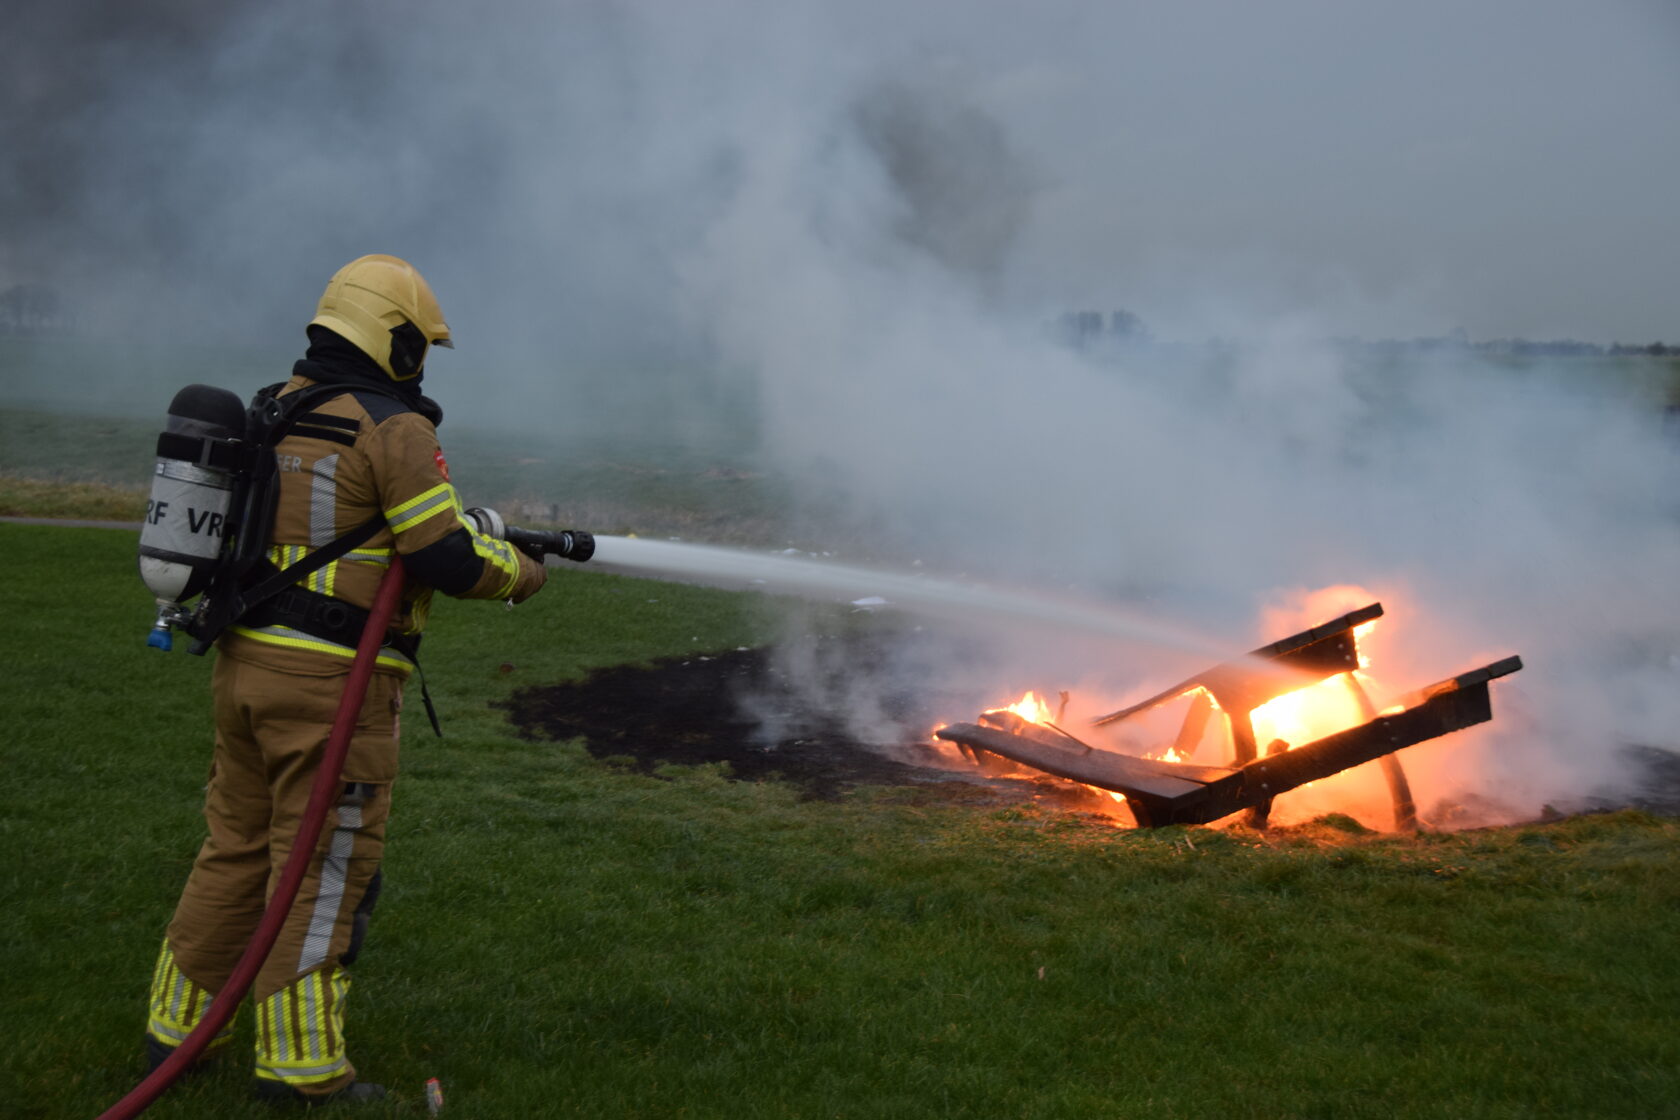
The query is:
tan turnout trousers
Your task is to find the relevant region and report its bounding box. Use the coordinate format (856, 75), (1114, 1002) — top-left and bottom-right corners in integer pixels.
(143, 372), (543, 1096)
(145, 650), (402, 1096)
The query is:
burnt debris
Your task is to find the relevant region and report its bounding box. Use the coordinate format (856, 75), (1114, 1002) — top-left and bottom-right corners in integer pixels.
(936, 603), (1523, 829)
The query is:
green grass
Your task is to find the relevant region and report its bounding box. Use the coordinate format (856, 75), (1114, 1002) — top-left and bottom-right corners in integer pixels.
(5, 526), (1680, 1119)
(0, 408), (157, 488)
(0, 473), (147, 520)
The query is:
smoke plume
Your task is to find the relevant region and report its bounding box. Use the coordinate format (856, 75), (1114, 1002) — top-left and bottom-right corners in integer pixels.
(6, 0), (1679, 824)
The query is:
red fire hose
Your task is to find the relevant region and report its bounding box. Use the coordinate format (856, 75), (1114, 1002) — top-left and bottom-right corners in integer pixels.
(99, 557), (408, 1120)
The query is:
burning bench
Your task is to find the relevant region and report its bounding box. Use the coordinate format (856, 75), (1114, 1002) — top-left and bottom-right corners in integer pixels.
(934, 603), (1522, 829)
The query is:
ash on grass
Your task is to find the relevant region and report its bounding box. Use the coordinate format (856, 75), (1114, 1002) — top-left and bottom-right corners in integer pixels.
(1566, 743), (1680, 818)
(504, 635), (1680, 826)
(502, 634), (1111, 810)
(503, 636), (1680, 824)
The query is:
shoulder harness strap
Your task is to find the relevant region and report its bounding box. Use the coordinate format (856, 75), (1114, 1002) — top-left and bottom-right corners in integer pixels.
(184, 380), (420, 655)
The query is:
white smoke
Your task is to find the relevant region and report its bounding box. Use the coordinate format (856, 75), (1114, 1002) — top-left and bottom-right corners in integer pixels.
(8, 0), (1679, 823)
(644, 7), (1680, 823)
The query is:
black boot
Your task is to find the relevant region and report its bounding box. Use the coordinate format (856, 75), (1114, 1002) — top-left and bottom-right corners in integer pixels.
(145, 1037), (174, 1073)
(145, 1037), (218, 1077)
(252, 1078), (387, 1106)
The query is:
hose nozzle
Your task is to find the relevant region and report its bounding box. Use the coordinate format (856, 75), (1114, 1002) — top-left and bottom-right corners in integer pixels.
(464, 507), (595, 564)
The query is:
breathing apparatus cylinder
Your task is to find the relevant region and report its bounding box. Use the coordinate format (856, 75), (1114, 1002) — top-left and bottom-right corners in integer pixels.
(138, 385), (248, 650)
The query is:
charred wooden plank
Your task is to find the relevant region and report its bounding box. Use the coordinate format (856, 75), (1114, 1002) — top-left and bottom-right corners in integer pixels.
(1185, 657), (1523, 824)
(1381, 755), (1419, 832)
(979, 709), (1096, 751)
(1093, 603), (1384, 727)
(938, 655), (1521, 828)
(1172, 691), (1215, 758)
(935, 723), (1230, 797)
(933, 722), (1244, 826)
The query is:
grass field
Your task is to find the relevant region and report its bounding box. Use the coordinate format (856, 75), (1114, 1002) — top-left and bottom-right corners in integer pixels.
(5, 523), (1680, 1119)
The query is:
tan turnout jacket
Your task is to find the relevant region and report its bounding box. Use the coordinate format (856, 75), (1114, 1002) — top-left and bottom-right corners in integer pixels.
(219, 374), (545, 678)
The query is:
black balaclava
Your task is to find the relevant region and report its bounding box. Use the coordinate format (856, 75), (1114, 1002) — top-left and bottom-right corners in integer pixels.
(293, 324), (444, 427)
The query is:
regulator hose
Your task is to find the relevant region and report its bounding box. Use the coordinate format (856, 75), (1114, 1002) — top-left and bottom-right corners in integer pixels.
(98, 557), (408, 1120)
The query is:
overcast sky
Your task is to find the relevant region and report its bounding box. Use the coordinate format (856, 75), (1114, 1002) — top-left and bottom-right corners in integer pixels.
(3, 0), (1676, 348)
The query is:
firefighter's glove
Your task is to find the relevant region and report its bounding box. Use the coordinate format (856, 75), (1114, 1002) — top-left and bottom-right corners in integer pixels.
(507, 550), (547, 603)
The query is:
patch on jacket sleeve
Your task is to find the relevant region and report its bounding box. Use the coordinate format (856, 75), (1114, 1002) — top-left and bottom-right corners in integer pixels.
(433, 449), (451, 481)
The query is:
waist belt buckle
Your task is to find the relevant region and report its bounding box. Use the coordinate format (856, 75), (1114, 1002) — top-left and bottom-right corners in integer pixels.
(314, 599), (353, 636)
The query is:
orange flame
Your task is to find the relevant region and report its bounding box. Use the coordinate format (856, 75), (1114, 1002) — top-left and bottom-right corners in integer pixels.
(993, 690), (1054, 725)
(1249, 621), (1383, 753)
(933, 604), (1405, 829)
(1250, 671), (1374, 753)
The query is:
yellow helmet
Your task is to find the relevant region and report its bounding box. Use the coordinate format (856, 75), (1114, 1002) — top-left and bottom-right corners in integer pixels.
(310, 254), (453, 380)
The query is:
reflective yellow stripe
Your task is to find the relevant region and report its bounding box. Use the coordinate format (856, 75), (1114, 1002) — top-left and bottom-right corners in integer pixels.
(470, 531), (522, 598)
(384, 482), (454, 534)
(266, 539), (400, 606)
(446, 495), (524, 597)
(254, 969), (352, 1088)
(314, 547), (396, 600)
(268, 542), (394, 602)
(145, 940), (235, 1052)
(270, 544), (392, 564)
(268, 544), (300, 570)
(228, 624), (414, 672)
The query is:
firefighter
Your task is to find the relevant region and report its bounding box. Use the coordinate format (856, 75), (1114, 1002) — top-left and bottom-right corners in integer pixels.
(143, 255), (546, 1104)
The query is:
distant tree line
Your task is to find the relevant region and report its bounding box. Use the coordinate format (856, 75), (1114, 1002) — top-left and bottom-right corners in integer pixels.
(1056, 309), (1151, 347)
(1056, 309), (1671, 358)
(1348, 334), (1673, 358)
(0, 284), (71, 334)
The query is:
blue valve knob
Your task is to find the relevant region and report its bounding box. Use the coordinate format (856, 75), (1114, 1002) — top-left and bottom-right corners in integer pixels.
(146, 627), (174, 652)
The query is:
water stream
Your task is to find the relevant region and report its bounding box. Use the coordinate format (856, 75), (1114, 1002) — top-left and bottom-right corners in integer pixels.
(585, 535), (1226, 659)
